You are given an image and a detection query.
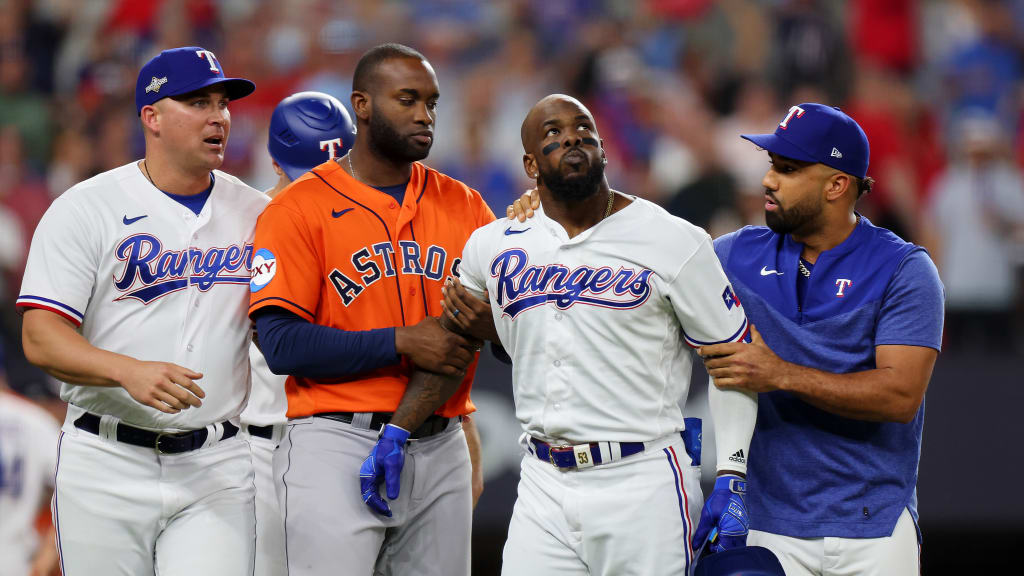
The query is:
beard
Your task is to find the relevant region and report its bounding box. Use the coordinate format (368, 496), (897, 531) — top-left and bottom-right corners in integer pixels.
(765, 193), (822, 235)
(367, 105), (431, 163)
(537, 152), (605, 203)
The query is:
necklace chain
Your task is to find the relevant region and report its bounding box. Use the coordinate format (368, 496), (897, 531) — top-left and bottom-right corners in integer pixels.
(797, 259), (812, 278)
(142, 160), (156, 189)
(347, 153), (359, 183)
(603, 190), (614, 219)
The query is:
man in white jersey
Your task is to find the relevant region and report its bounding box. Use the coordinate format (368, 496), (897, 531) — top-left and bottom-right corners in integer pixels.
(452, 94), (758, 575)
(0, 362), (60, 576)
(242, 91), (356, 576)
(16, 47), (266, 576)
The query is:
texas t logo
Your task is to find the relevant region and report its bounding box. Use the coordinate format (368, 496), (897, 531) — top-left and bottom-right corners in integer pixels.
(320, 138), (344, 159)
(779, 105), (806, 129)
(835, 278), (853, 297)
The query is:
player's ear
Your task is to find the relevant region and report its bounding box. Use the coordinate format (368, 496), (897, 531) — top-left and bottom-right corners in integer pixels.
(523, 154), (538, 179)
(824, 172), (851, 202)
(600, 138), (607, 164)
(271, 159), (284, 177)
(351, 91), (370, 123)
(140, 104), (160, 134)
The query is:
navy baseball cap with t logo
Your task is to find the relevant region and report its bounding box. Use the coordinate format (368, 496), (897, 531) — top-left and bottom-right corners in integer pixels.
(741, 103), (870, 179)
(135, 46), (255, 115)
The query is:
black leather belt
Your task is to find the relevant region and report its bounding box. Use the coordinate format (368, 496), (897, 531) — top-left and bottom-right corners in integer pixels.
(245, 424), (275, 440)
(315, 412), (455, 439)
(74, 412), (238, 454)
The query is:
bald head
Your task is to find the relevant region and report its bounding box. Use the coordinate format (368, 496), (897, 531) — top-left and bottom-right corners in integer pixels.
(521, 94), (595, 150)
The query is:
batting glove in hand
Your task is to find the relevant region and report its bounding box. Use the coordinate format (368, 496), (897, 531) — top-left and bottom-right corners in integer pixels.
(359, 424), (411, 517)
(693, 474), (749, 554)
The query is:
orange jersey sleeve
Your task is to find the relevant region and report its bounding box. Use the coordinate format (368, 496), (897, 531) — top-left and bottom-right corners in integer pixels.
(249, 160), (495, 418)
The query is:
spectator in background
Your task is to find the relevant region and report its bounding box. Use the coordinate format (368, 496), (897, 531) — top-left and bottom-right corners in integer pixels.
(0, 344), (61, 576)
(664, 102), (741, 237)
(940, 0), (1021, 143)
(714, 76), (782, 225)
(924, 112), (1024, 352)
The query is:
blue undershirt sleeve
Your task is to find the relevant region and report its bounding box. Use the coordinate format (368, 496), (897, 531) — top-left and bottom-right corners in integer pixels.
(253, 307), (400, 379)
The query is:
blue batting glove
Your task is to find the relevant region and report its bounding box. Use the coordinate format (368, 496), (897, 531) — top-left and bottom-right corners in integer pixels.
(693, 474), (749, 554)
(358, 424), (411, 517)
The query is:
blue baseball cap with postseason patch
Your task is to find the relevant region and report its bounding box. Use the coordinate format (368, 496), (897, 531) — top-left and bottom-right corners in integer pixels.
(741, 103), (870, 179)
(135, 46), (255, 115)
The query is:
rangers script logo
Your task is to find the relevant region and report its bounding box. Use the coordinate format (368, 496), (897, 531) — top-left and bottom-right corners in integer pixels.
(113, 234), (254, 304)
(490, 248), (653, 318)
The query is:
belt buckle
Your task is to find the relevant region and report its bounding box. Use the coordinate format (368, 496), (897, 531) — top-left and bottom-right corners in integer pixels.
(547, 444), (573, 469)
(154, 430), (190, 454)
(154, 431), (171, 454)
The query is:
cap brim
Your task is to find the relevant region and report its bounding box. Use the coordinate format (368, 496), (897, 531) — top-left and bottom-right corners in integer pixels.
(741, 133), (818, 164)
(169, 77), (256, 102)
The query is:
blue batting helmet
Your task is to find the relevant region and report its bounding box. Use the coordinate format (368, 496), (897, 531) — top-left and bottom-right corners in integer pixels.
(694, 546), (786, 576)
(268, 91), (355, 181)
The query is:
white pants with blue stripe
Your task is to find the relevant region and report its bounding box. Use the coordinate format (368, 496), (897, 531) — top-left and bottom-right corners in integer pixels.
(501, 434), (703, 576)
(747, 508), (920, 576)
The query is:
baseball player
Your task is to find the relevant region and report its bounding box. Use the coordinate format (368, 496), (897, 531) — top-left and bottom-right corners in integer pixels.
(699, 104), (944, 575)
(16, 47), (266, 576)
(452, 94), (758, 576)
(0, 367), (60, 576)
(241, 90), (356, 576)
(248, 43), (494, 576)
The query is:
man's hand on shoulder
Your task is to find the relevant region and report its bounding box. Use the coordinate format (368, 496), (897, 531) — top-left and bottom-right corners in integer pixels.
(395, 316), (475, 376)
(506, 188), (540, 222)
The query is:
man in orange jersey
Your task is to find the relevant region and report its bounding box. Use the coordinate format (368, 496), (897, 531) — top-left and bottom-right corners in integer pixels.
(248, 43), (494, 576)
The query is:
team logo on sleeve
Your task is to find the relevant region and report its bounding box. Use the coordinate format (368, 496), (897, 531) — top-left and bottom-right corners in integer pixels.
(722, 285), (741, 310)
(490, 248), (652, 319)
(250, 249), (277, 292)
(113, 234), (253, 303)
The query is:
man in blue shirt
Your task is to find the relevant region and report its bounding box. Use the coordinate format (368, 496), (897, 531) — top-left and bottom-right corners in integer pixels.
(699, 104), (944, 575)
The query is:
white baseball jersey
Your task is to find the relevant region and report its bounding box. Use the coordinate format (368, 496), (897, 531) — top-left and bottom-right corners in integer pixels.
(17, 162), (269, 431)
(459, 194), (749, 443)
(0, 392), (60, 576)
(240, 343), (287, 428)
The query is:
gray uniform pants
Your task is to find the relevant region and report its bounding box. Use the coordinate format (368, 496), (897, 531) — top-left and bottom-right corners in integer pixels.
(274, 415), (471, 576)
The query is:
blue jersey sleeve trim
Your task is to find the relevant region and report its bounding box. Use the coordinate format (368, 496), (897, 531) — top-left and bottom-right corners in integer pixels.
(683, 318), (749, 347)
(16, 295), (85, 321)
(250, 296), (315, 321)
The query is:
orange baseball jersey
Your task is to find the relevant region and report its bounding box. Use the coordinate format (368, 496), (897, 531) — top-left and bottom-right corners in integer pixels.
(249, 159), (495, 419)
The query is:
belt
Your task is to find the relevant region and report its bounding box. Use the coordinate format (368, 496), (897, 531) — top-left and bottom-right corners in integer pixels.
(530, 437), (645, 470)
(315, 412), (456, 439)
(74, 412), (238, 454)
(245, 424), (275, 441)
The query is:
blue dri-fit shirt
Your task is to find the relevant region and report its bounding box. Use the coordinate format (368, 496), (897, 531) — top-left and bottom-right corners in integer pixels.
(713, 216), (944, 539)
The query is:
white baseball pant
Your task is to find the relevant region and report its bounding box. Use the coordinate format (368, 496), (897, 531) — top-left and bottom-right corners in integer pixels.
(747, 507), (920, 575)
(501, 433), (703, 576)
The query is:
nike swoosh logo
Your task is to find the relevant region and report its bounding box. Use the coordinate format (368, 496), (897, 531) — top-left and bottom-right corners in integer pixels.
(332, 208), (354, 218)
(504, 226), (531, 235)
(123, 214), (148, 225)
(760, 266), (783, 276)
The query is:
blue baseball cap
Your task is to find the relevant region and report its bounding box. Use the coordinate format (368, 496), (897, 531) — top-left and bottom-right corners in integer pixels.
(741, 103), (870, 179)
(135, 46), (255, 115)
(268, 92), (356, 181)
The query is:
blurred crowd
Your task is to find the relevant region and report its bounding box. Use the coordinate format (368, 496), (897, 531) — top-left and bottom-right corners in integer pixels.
(1, 0), (1024, 401)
